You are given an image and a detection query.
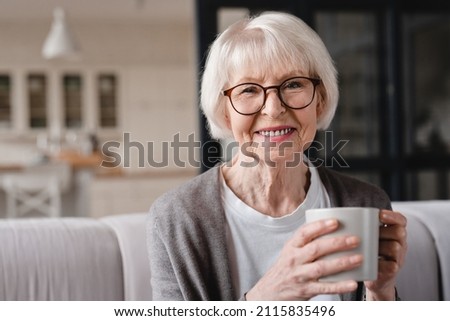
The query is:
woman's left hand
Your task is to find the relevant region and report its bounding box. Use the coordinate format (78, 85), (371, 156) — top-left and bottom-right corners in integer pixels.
(364, 209), (408, 300)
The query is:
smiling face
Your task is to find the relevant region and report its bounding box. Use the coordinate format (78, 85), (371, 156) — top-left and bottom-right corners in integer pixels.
(224, 69), (322, 166)
(201, 13), (338, 143)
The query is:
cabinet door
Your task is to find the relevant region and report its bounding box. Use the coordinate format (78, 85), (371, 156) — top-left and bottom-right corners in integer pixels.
(98, 74), (117, 128)
(0, 75), (11, 129)
(63, 74), (83, 129)
(28, 74), (47, 128)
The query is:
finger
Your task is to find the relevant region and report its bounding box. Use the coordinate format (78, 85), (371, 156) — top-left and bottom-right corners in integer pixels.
(378, 240), (402, 262)
(301, 234), (360, 262)
(380, 210), (407, 227)
(305, 280), (358, 297)
(302, 254), (363, 281)
(379, 225), (407, 245)
(377, 257), (400, 278)
(379, 240), (407, 269)
(290, 219), (339, 247)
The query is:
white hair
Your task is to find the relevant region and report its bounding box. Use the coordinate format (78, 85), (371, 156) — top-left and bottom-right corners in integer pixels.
(200, 11), (339, 140)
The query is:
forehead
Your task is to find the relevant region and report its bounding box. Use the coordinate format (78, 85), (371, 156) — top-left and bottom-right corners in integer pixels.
(223, 36), (311, 86)
(228, 66), (305, 85)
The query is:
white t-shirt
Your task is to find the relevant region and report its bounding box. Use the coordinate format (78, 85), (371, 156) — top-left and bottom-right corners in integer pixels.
(221, 163), (340, 301)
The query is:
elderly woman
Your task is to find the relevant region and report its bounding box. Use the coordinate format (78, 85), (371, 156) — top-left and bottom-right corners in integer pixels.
(148, 11), (407, 301)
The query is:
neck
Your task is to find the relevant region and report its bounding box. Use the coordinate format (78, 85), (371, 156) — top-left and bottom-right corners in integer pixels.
(222, 154), (310, 217)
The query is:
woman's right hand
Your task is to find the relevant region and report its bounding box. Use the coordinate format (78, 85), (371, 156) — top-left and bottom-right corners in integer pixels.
(245, 218), (362, 301)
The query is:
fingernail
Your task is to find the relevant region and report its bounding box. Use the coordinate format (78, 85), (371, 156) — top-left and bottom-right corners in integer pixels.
(346, 236), (359, 246)
(325, 219), (337, 227)
(350, 255), (363, 264)
(346, 281), (358, 290)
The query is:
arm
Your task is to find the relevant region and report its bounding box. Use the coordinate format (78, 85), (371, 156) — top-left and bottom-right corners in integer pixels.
(147, 214), (185, 300)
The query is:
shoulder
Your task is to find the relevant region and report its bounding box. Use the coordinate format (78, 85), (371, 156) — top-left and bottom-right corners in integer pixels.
(318, 167), (391, 209)
(148, 166), (223, 231)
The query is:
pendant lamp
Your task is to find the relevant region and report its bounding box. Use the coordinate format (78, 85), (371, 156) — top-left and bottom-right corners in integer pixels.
(42, 7), (80, 60)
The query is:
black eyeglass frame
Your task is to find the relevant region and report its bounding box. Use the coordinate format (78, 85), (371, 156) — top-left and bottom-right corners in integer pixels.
(222, 76), (321, 116)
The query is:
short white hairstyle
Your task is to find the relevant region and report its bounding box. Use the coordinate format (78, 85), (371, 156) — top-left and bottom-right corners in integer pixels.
(200, 11), (339, 140)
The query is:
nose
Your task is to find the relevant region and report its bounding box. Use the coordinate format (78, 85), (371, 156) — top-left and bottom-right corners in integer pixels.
(261, 88), (286, 118)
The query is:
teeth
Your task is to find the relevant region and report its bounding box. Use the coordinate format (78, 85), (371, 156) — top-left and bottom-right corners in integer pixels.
(259, 128), (293, 137)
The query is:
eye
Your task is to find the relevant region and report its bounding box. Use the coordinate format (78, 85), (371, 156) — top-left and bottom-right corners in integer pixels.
(283, 79), (305, 90)
(236, 84), (261, 96)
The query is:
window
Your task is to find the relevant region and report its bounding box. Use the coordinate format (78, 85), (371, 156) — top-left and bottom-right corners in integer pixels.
(315, 12), (380, 158)
(402, 13), (450, 199)
(195, 0), (450, 200)
(403, 14), (450, 154)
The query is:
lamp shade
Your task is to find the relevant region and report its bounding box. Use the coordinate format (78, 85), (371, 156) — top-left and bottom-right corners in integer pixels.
(42, 7), (80, 60)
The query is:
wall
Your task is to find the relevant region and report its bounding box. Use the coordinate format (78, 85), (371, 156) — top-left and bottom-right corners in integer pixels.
(0, 17), (199, 171)
(0, 15), (200, 217)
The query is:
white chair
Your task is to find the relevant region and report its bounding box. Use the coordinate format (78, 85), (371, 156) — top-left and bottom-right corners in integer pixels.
(1, 162), (71, 218)
(2, 174), (61, 218)
(25, 161), (72, 193)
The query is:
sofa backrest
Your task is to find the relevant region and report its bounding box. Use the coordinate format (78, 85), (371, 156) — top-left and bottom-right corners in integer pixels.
(393, 201), (450, 301)
(0, 218), (124, 300)
(393, 211), (440, 300)
(101, 213), (152, 300)
(0, 200), (448, 301)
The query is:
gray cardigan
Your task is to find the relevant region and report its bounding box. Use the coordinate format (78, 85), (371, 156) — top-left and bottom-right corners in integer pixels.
(147, 166), (391, 301)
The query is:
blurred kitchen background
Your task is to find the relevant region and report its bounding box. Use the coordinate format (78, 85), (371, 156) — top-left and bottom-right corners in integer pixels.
(0, 0), (449, 219)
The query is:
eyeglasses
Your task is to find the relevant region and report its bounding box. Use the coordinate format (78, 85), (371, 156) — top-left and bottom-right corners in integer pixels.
(222, 76), (321, 116)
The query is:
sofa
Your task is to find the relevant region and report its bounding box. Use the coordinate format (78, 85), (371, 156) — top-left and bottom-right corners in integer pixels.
(0, 201), (449, 301)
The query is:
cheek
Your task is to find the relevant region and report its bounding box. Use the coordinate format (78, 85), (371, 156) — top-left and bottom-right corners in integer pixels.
(228, 111), (254, 133)
(297, 108), (318, 130)
(295, 110), (318, 148)
(298, 118), (318, 150)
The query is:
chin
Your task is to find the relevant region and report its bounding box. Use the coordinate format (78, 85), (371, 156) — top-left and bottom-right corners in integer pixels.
(256, 149), (305, 168)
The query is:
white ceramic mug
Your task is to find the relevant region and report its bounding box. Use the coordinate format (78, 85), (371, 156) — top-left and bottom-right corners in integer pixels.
(305, 207), (380, 282)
